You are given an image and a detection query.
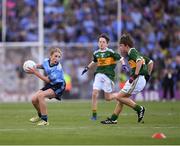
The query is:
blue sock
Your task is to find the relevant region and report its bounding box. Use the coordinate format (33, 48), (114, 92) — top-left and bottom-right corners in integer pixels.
(41, 115), (48, 122)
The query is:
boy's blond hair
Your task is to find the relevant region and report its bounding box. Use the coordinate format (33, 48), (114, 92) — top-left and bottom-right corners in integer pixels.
(50, 47), (62, 57)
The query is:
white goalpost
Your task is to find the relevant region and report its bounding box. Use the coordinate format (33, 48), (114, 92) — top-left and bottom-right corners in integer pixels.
(0, 0), (122, 101)
(0, 0), (45, 89)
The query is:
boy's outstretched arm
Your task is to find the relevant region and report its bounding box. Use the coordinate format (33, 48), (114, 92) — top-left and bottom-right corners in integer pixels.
(129, 59), (143, 83)
(145, 60), (154, 82)
(81, 61), (96, 75)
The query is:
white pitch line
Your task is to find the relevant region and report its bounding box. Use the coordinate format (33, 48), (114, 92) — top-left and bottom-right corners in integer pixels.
(0, 126), (89, 132)
(0, 126), (180, 132)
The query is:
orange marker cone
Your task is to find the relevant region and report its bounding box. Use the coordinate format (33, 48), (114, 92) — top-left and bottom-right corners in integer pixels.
(152, 133), (166, 139)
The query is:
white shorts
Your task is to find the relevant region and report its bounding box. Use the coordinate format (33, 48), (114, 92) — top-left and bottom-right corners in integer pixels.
(121, 75), (146, 95)
(93, 73), (114, 93)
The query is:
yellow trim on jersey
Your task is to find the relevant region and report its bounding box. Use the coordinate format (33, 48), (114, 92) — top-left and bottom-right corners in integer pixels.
(128, 60), (136, 68)
(97, 57), (116, 66)
(128, 58), (145, 68)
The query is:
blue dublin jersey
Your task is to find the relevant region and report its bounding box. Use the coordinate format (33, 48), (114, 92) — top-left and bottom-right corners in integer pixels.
(42, 58), (65, 85)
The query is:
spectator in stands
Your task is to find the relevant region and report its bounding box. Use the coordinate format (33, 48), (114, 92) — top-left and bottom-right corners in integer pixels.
(175, 53), (180, 90)
(1, 0), (179, 100)
(162, 58), (176, 101)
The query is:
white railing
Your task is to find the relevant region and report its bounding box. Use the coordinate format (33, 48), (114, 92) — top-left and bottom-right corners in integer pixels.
(0, 42), (118, 48)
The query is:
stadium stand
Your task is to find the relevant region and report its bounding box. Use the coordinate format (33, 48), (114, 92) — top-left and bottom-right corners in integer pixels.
(0, 0), (179, 101)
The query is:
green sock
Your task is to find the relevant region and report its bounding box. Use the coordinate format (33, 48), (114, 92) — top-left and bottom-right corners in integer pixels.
(133, 104), (142, 112)
(92, 110), (97, 117)
(111, 114), (118, 121)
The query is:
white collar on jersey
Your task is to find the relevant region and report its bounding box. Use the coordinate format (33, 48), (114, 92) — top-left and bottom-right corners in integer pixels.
(128, 48), (135, 55)
(99, 47), (108, 52)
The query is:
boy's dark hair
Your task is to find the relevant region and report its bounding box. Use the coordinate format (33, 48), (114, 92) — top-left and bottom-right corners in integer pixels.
(98, 33), (110, 43)
(119, 34), (134, 48)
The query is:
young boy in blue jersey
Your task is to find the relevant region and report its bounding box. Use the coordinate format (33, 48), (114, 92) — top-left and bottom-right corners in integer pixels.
(27, 47), (66, 126)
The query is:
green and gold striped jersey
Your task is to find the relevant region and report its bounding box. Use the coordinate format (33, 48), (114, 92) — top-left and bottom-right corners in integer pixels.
(127, 48), (152, 76)
(93, 48), (121, 81)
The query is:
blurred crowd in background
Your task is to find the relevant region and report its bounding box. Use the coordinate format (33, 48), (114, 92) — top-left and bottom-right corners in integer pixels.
(0, 0), (179, 101)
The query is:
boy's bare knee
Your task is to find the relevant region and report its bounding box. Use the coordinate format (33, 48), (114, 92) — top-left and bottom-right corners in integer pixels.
(105, 97), (111, 101)
(37, 94), (45, 101)
(92, 91), (99, 98)
(32, 96), (37, 104)
(104, 93), (112, 101)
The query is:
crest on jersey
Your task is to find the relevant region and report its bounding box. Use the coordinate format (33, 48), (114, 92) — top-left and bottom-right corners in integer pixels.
(101, 53), (105, 57)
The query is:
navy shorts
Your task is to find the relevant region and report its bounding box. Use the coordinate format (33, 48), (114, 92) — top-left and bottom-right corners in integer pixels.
(41, 82), (66, 100)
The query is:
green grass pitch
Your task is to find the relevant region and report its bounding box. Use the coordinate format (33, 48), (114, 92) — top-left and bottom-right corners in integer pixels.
(0, 100), (180, 145)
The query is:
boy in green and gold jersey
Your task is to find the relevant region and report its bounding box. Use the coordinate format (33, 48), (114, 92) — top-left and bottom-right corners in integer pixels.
(101, 34), (153, 124)
(81, 34), (128, 120)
